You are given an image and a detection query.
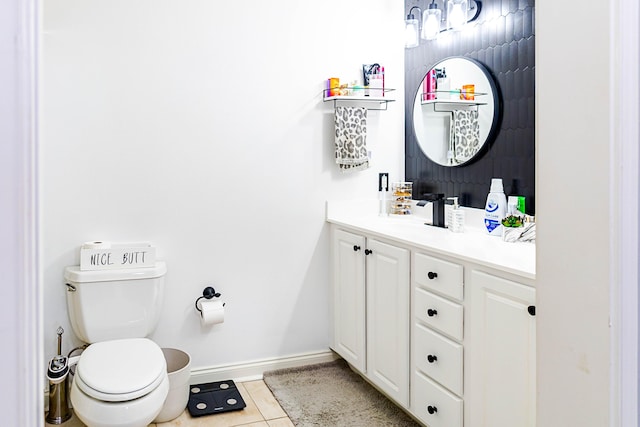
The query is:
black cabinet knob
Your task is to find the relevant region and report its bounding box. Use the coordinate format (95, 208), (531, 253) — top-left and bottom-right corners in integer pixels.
(427, 308), (438, 317)
(427, 354), (438, 363)
(353, 245), (361, 251)
(528, 305), (536, 316)
(365, 249), (373, 255)
(427, 405), (438, 415)
(427, 271), (438, 280)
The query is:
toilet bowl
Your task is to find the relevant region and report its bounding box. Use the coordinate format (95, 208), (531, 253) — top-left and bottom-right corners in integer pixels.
(70, 338), (169, 427)
(64, 262), (171, 427)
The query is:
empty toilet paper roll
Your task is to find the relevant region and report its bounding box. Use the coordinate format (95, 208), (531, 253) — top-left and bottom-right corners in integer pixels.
(200, 300), (225, 326)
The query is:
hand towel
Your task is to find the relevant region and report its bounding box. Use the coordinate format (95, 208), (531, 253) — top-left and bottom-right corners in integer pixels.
(452, 109), (480, 163)
(334, 106), (369, 172)
(447, 112), (455, 166)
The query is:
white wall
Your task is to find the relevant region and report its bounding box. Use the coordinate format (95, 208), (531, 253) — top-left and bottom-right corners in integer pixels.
(41, 1), (405, 370)
(0, 9), (23, 422)
(536, 1), (637, 425)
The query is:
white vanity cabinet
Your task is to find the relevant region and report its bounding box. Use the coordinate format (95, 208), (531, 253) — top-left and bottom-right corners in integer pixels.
(466, 270), (536, 427)
(330, 228), (410, 407)
(327, 209), (535, 427)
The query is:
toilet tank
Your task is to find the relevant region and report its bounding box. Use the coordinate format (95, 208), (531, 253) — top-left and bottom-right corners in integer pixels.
(64, 262), (167, 343)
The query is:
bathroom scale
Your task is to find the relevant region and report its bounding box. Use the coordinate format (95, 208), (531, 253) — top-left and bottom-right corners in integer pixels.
(187, 380), (246, 417)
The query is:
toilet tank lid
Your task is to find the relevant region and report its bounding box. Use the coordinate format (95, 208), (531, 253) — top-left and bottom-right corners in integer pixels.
(64, 261), (166, 283)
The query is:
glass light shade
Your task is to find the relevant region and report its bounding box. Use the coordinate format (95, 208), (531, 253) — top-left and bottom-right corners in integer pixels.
(447, 0), (468, 31)
(421, 8), (442, 40)
(405, 18), (419, 48)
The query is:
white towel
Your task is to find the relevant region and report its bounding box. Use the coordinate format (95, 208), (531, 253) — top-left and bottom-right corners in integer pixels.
(334, 106), (369, 172)
(447, 112), (455, 166)
(452, 109), (480, 163)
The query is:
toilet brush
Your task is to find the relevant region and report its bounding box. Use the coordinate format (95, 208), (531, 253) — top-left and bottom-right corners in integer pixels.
(45, 327), (72, 425)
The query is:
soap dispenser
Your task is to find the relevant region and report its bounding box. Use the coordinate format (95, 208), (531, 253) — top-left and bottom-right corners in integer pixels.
(447, 197), (465, 233)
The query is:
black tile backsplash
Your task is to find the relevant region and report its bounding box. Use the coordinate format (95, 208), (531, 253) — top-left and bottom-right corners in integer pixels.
(405, 0), (535, 213)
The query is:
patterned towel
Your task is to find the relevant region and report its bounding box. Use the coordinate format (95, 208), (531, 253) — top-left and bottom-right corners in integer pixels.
(452, 109), (480, 163)
(334, 106), (369, 172)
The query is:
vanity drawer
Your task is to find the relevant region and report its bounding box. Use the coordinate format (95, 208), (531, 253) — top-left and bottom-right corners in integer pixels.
(414, 322), (463, 396)
(414, 253), (463, 301)
(411, 370), (463, 427)
(414, 287), (463, 341)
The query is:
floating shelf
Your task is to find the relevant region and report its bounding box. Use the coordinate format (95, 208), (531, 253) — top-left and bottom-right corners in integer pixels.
(323, 88), (395, 111)
(421, 98), (487, 106)
(420, 89), (488, 110)
(421, 98), (488, 112)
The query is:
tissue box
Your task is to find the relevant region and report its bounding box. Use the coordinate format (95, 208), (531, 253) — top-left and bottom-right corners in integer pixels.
(80, 242), (156, 271)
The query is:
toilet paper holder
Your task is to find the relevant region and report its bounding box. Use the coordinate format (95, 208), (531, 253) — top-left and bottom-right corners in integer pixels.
(195, 286), (225, 313)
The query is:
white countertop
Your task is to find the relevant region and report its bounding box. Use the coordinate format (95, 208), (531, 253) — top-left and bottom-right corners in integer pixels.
(326, 199), (536, 280)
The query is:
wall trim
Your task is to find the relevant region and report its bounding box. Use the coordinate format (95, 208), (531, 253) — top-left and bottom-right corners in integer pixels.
(189, 350), (340, 384)
(611, 0), (640, 425)
(14, 0), (42, 424)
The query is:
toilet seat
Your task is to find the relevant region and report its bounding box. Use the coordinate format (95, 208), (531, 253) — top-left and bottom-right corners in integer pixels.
(75, 338), (166, 402)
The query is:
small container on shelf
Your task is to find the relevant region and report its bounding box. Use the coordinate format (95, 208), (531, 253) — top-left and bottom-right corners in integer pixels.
(391, 182), (413, 215)
(461, 84), (475, 100)
(328, 77), (340, 97)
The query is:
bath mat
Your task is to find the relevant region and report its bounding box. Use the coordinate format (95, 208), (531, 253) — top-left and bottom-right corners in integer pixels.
(263, 358), (420, 426)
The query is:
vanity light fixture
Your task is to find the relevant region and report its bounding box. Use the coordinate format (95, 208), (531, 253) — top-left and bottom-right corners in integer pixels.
(422, 2), (442, 41)
(405, 0), (482, 48)
(405, 6), (421, 48)
(447, 0), (469, 30)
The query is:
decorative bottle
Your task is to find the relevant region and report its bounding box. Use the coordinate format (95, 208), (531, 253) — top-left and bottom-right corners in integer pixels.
(447, 197), (465, 233)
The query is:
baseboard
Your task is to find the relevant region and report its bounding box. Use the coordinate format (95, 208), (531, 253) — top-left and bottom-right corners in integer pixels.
(43, 350), (339, 413)
(189, 349), (340, 384)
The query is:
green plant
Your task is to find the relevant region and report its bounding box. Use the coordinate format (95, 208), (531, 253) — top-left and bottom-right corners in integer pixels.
(501, 215), (524, 228)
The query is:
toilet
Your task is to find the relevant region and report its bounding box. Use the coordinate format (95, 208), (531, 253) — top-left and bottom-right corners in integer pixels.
(64, 262), (170, 427)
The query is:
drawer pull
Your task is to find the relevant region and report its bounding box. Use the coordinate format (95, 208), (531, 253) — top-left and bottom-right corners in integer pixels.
(353, 245), (361, 251)
(427, 308), (438, 317)
(427, 405), (438, 415)
(427, 354), (438, 363)
(528, 305), (536, 316)
(427, 271), (438, 280)
(365, 249), (373, 255)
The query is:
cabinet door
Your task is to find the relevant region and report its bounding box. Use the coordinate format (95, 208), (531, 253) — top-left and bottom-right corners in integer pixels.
(331, 228), (366, 372)
(366, 238), (410, 407)
(468, 270), (536, 427)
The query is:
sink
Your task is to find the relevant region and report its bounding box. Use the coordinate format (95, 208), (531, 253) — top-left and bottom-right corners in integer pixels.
(385, 202), (486, 234)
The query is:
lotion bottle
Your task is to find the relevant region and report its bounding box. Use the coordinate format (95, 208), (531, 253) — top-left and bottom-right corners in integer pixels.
(484, 178), (507, 236)
(447, 197), (465, 233)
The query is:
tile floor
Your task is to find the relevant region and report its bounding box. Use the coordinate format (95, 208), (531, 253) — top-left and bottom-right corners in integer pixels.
(46, 380), (294, 427)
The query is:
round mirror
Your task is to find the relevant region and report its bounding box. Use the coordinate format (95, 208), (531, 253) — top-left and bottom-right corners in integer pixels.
(412, 57), (500, 166)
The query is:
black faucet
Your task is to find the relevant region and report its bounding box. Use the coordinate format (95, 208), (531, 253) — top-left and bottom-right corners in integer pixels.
(417, 193), (446, 228)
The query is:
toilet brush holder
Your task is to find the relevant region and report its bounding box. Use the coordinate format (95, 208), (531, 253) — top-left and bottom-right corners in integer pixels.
(46, 327), (72, 425)
(46, 371), (72, 425)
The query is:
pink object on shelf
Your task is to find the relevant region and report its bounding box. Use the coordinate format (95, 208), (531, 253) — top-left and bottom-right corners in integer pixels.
(424, 69), (436, 101)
